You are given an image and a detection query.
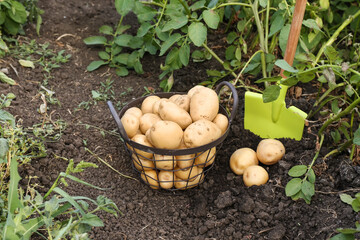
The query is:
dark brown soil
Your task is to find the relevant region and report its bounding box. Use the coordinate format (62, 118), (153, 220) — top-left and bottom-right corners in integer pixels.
(2, 0), (360, 239)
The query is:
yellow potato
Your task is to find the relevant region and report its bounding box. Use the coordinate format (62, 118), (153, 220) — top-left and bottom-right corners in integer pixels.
(141, 170), (160, 189)
(139, 113), (161, 134)
(243, 165), (269, 187)
(176, 154), (195, 169)
(148, 121), (183, 149)
(213, 113), (228, 135)
(131, 134), (154, 159)
(158, 100), (192, 129)
(169, 94), (190, 112)
(158, 170), (175, 189)
(174, 165), (200, 181)
(195, 147), (216, 167)
(187, 85), (206, 98)
(190, 87), (219, 122)
(121, 113), (140, 138)
(229, 148), (258, 175)
(124, 107), (143, 119)
(183, 119), (222, 148)
(256, 139), (285, 165)
(141, 95), (161, 114)
(132, 154), (154, 171)
(152, 98), (169, 115)
(174, 170), (204, 189)
(154, 154), (177, 170)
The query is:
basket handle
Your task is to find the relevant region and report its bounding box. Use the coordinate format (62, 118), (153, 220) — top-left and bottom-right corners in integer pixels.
(215, 81), (238, 124)
(107, 101), (131, 142)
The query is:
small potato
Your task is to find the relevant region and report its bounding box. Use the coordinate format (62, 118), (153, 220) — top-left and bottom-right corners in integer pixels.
(184, 119), (222, 148)
(174, 165), (200, 181)
(243, 165), (269, 187)
(139, 113), (161, 134)
(132, 154), (154, 171)
(174, 170), (204, 189)
(256, 139), (285, 165)
(213, 113), (229, 135)
(141, 95), (161, 114)
(121, 113), (140, 138)
(169, 94), (191, 112)
(131, 134), (154, 159)
(149, 121), (183, 149)
(195, 147), (216, 167)
(229, 148), (258, 175)
(152, 98), (169, 115)
(158, 101), (192, 129)
(158, 170), (175, 189)
(141, 170), (160, 189)
(190, 87), (219, 122)
(187, 85), (206, 98)
(176, 154), (195, 169)
(154, 154), (177, 170)
(124, 107), (143, 119)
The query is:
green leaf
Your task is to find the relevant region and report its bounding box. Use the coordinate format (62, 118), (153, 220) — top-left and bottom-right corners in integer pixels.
(352, 199), (360, 212)
(116, 67), (129, 77)
(330, 233), (356, 240)
(114, 53), (129, 65)
(98, 51), (110, 60)
(54, 216), (73, 240)
(115, 0), (134, 16)
(81, 213), (104, 227)
(285, 178), (302, 196)
(350, 75), (360, 85)
(0, 138), (9, 160)
(279, 24), (291, 55)
(87, 60), (107, 71)
(297, 71), (315, 83)
(114, 34), (133, 47)
(288, 165), (308, 177)
(307, 169), (316, 184)
(280, 76), (298, 86)
(188, 22), (207, 47)
(0, 38), (8, 51)
(255, 76), (282, 84)
(269, 13), (285, 37)
(226, 32), (237, 44)
(262, 85), (280, 103)
(354, 128), (360, 145)
(162, 16), (188, 32)
(7, 2), (27, 24)
(19, 59), (35, 69)
(225, 45), (236, 61)
(203, 10), (220, 29)
(179, 44), (190, 66)
(8, 158), (22, 212)
(137, 22), (152, 37)
(99, 25), (113, 35)
(301, 180), (315, 198)
(160, 33), (181, 56)
(0, 71), (16, 85)
(324, 45), (339, 63)
(83, 36), (107, 45)
(275, 59), (298, 73)
(53, 187), (86, 216)
(340, 194), (354, 205)
(303, 19), (322, 31)
(128, 37), (144, 49)
(0, 109), (16, 128)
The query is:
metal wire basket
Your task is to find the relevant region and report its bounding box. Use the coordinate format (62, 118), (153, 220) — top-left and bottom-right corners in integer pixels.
(107, 81), (238, 190)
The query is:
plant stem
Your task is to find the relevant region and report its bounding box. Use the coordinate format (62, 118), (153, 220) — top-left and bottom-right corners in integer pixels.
(177, 0), (191, 17)
(323, 139), (353, 160)
(315, 9), (360, 64)
(318, 97), (360, 136)
(139, 1), (164, 8)
(214, 2), (252, 9)
(306, 133), (324, 173)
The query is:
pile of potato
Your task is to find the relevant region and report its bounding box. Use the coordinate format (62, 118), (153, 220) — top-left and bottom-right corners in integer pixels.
(229, 139), (285, 187)
(120, 85), (228, 190)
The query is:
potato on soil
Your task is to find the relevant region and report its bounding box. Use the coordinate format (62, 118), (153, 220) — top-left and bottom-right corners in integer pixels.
(243, 165), (269, 187)
(124, 107), (143, 119)
(184, 119), (222, 148)
(154, 154), (176, 170)
(139, 113), (161, 134)
(148, 120), (183, 149)
(141, 95), (161, 114)
(213, 113), (228, 135)
(158, 170), (175, 189)
(158, 100), (192, 129)
(169, 94), (191, 112)
(174, 165), (200, 181)
(131, 134), (154, 159)
(132, 154), (154, 171)
(195, 147), (216, 167)
(121, 113), (140, 139)
(190, 87), (219, 122)
(256, 139), (285, 165)
(229, 148), (258, 175)
(141, 170), (160, 189)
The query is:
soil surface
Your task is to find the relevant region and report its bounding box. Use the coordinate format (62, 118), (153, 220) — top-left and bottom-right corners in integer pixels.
(2, 0), (360, 239)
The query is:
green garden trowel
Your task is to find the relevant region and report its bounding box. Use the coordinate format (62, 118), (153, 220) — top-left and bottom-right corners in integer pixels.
(244, 0), (308, 141)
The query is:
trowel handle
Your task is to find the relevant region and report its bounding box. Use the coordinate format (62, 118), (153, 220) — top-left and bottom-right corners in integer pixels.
(107, 101), (131, 142)
(280, 0), (307, 77)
